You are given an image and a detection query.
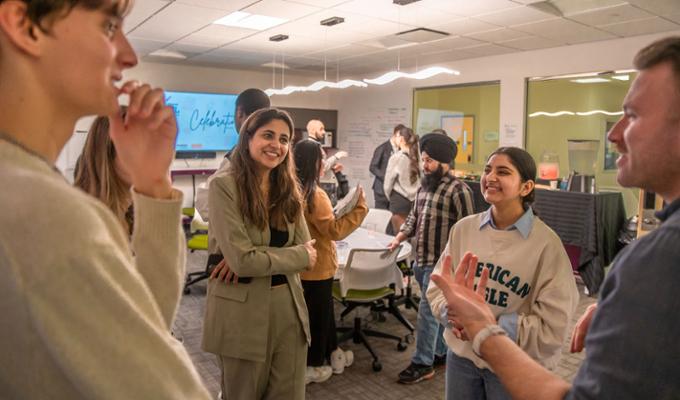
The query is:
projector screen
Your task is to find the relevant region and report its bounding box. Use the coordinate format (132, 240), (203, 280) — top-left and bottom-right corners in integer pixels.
(165, 90), (238, 152)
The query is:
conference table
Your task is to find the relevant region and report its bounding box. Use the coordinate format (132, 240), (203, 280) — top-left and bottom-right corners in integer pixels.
(334, 227), (412, 283)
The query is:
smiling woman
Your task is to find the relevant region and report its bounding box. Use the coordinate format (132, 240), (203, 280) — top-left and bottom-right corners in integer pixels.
(203, 107), (317, 399)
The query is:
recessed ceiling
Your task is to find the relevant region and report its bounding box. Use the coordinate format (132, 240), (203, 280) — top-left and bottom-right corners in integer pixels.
(125, 0), (680, 77)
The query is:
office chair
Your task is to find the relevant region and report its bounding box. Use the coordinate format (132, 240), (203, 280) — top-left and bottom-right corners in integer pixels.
(333, 247), (412, 372)
(183, 209), (210, 294)
(361, 208), (393, 234)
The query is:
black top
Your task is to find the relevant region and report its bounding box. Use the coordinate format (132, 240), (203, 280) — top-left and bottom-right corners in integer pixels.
(270, 226), (288, 286)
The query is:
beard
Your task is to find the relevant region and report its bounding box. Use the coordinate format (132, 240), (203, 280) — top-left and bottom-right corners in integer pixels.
(421, 164), (445, 192)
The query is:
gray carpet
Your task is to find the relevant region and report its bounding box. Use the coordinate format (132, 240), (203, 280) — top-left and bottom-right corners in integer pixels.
(175, 251), (595, 399)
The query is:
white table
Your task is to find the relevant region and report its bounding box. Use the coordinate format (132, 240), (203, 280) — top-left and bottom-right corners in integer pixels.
(335, 227), (412, 267)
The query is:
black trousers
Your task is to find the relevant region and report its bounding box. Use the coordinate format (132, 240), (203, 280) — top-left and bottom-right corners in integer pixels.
(301, 278), (337, 367)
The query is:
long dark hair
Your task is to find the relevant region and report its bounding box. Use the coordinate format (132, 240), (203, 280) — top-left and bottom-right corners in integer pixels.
(230, 108), (303, 230)
(488, 147), (537, 210)
(398, 126), (420, 184)
(293, 139), (324, 214)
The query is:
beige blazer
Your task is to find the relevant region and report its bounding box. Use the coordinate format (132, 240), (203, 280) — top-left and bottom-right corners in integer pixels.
(202, 173), (311, 362)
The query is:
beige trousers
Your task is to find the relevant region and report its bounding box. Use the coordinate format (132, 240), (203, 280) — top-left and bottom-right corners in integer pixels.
(219, 284), (307, 400)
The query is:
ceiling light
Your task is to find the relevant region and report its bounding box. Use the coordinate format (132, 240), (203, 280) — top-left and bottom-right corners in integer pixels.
(393, 0), (422, 5)
(570, 77), (610, 83)
(611, 75), (629, 81)
(214, 11), (287, 30)
(363, 66), (459, 85)
(149, 49), (186, 59)
(269, 34), (289, 42)
(265, 79), (367, 96)
(320, 16), (344, 27)
(529, 110), (623, 117)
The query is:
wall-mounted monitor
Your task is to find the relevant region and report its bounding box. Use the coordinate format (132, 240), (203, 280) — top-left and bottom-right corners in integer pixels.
(165, 90), (238, 153)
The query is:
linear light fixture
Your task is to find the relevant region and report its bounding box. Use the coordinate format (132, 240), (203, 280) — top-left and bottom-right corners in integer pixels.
(214, 11), (287, 30)
(529, 110), (623, 118)
(149, 49), (186, 59)
(265, 79), (367, 96)
(363, 66), (459, 85)
(570, 77), (610, 83)
(611, 74), (629, 81)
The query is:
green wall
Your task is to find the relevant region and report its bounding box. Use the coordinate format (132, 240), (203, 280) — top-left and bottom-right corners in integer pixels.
(413, 82), (500, 174)
(526, 75), (638, 216)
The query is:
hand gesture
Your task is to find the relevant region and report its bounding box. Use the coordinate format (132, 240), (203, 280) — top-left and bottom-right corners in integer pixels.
(570, 303), (597, 353)
(210, 259), (239, 285)
(387, 238), (401, 251)
(109, 81), (177, 199)
(304, 239), (317, 269)
(430, 252), (496, 338)
(331, 163), (344, 173)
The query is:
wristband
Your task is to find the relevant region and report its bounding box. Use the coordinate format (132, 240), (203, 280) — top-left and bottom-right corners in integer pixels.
(472, 324), (507, 358)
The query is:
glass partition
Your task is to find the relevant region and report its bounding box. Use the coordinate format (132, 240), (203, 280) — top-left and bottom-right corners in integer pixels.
(525, 71), (638, 216)
(413, 81), (500, 176)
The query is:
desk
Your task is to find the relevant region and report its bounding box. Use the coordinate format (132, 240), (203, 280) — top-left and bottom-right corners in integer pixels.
(464, 181), (626, 295)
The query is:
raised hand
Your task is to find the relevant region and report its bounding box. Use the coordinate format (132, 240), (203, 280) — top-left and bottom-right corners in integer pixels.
(109, 81), (177, 199)
(570, 303), (597, 353)
(430, 252), (496, 338)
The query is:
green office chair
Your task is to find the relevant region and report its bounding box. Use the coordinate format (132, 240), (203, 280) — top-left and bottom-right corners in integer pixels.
(183, 209), (210, 294)
(333, 247), (412, 372)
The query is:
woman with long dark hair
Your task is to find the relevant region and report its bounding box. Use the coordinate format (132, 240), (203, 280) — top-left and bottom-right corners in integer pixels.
(202, 108), (317, 399)
(428, 147), (578, 400)
(384, 126), (420, 233)
(294, 139), (368, 383)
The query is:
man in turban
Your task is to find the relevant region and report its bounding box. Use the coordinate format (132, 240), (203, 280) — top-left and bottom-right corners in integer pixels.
(388, 133), (475, 384)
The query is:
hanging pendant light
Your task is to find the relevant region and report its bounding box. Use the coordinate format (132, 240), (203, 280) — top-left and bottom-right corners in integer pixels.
(363, 66), (459, 85)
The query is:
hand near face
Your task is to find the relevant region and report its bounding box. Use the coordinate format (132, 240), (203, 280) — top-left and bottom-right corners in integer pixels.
(109, 81), (176, 199)
(570, 303), (597, 353)
(430, 252), (496, 338)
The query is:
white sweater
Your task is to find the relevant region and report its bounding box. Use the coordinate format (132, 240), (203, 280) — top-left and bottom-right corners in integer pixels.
(427, 213), (578, 370)
(0, 140), (210, 399)
(383, 151), (420, 201)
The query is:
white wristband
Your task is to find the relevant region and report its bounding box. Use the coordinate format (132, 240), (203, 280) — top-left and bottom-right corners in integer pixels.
(472, 324), (507, 358)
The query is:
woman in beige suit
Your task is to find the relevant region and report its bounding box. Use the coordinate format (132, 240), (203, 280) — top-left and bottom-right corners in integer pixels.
(202, 108), (317, 400)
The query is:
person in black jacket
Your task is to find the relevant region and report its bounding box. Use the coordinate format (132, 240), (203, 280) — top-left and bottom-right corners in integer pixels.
(369, 124), (403, 209)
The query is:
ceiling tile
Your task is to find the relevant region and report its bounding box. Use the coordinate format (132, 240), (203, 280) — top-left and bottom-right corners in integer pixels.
(499, 35), (563, 50)
(129, 3), (232, 42)
(569, 4), (655, 26)
(550, 0), (626, 16)
(458, 43), (516, 57)
(433, 17), (502, 36)
(666, 13), (680, 24)
(513, 18), (616, 44)
(284, 0), (350, 7)
(165, 42), (214, 56)
(176, 24), (256, 47)
(174, 0), (252, 11)
(420, 0), (519, 17)
(124, 0), (169, 33)
(244, 0), (322, 20)
(224, 32), (341, 56)
(475, 5), (558, 26)
(128, 37), (167, 56)
(599, 16), (680, 37)
(465, 28), (532, 43)
(627, 0), (680, 15)
(334, 0), (462, 26)
(306, 43), (381, 59)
